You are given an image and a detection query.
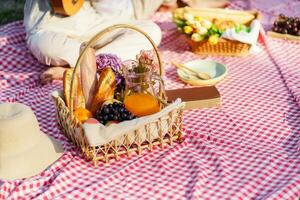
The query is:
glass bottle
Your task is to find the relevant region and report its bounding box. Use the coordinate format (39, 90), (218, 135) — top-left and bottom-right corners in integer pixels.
(122, 60), (162, 117)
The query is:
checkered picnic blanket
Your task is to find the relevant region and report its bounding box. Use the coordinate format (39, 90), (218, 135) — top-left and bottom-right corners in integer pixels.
(1, 1), (300, 199)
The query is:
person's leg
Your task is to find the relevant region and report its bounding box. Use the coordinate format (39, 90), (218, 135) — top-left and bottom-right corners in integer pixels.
(178, 0), (229, 8)
(131, 0), (165, 19)
(27, 30), (82, 84)
(39, 67), (68, 84)
(95, 20), (162, 61)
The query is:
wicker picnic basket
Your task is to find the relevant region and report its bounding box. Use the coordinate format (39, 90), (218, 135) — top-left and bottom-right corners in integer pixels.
(176, 8), (262, 57)
(52, 24), (185, 166)
(188, 37), (251, 56)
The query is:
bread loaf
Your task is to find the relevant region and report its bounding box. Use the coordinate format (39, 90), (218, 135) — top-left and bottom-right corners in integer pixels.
(63, 69), (73, 108)
(80, 47), (98, 108)
(63, 69), (86, 110)
(75, 75), (86, 109)
(182, 7), (256, 25)
(90, 67), (116, 114)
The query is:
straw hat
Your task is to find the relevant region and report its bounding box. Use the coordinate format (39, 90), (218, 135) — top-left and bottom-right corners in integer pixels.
(0, 103), (64, 180)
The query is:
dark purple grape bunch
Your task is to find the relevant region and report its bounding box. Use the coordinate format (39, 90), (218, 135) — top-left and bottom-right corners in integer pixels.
(272, 14), (300, 36)
(96, 102), (136, 125)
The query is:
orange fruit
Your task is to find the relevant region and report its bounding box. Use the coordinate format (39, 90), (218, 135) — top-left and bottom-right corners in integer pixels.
(124, 93), (160, 117)
(74, 108), (93, 123)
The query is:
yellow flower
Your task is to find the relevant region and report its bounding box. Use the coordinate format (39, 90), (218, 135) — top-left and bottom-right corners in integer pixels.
(184, 26), (193, 34)
(208, 34), (219, 45)
(191, 33), (205, 42)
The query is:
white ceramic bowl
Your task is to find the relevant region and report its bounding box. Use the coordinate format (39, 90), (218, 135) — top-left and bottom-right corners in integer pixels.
(177, 60), (227, 86)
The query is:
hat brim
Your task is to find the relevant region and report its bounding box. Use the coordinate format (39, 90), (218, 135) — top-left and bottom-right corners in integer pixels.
(0, 131), (64, 181)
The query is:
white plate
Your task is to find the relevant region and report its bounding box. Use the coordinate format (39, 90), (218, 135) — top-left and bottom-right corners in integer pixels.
(177, 60), (227, 86)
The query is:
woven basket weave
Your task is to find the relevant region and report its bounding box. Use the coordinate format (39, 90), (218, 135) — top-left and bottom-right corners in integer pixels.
(52, 24), (185, 166)
(188, 38), (251, 56)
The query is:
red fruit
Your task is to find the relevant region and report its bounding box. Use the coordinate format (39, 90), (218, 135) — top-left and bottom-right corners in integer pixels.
(85, 118), (100, 124)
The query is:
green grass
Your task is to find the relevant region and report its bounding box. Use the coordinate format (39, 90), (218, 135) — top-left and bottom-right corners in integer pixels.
(0, 0), (25, 25)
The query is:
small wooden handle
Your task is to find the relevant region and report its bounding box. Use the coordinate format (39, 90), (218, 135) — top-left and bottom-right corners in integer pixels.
(70, 24), (164, 115)
(172, 61), (211, 80)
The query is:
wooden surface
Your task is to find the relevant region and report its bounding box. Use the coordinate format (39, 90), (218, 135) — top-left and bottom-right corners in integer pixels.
(267, 31), (300, 41)
(165, 87), (221, 109)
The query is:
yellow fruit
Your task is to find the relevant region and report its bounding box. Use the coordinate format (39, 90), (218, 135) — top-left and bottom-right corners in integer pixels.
(208, 34), (219, 45)
(184, 26), (193, 35)
(74, 108), (93, 123)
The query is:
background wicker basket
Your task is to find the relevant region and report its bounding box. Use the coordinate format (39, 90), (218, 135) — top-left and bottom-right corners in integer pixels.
(177, 8), (262, 57)
(187, 38), (251, 56)
(52, 24), (185, 166)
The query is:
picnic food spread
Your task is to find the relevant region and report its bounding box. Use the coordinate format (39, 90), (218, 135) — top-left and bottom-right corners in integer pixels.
(172, 7), (260, 56)
(2, 1), (300, 199)
(63, 49), (162, 125)
(54, 24), (185, 166)
(173, 8), (255, 41)
(173, 8), (251, 45)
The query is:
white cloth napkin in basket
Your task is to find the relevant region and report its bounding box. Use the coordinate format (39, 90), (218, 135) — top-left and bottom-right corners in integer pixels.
(221, 19), (262, 53)
(83, 99), (185, 146)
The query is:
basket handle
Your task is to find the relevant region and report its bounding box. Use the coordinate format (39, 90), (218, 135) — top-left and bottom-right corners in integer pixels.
(70, 24), (164, 115)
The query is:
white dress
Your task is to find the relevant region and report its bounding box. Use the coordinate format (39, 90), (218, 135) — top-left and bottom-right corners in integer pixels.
(24, 0), (162, 67)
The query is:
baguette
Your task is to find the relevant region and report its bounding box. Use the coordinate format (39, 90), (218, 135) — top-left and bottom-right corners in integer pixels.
(75, 75), (86, 109)
(63, 69), (86, 110)
(63, 69), (73, 108)
(80, 47), (98, 108)
(90, 67), (116, 114)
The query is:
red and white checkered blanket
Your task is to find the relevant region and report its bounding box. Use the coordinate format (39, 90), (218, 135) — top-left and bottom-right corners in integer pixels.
(1, 1), (300, 199)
